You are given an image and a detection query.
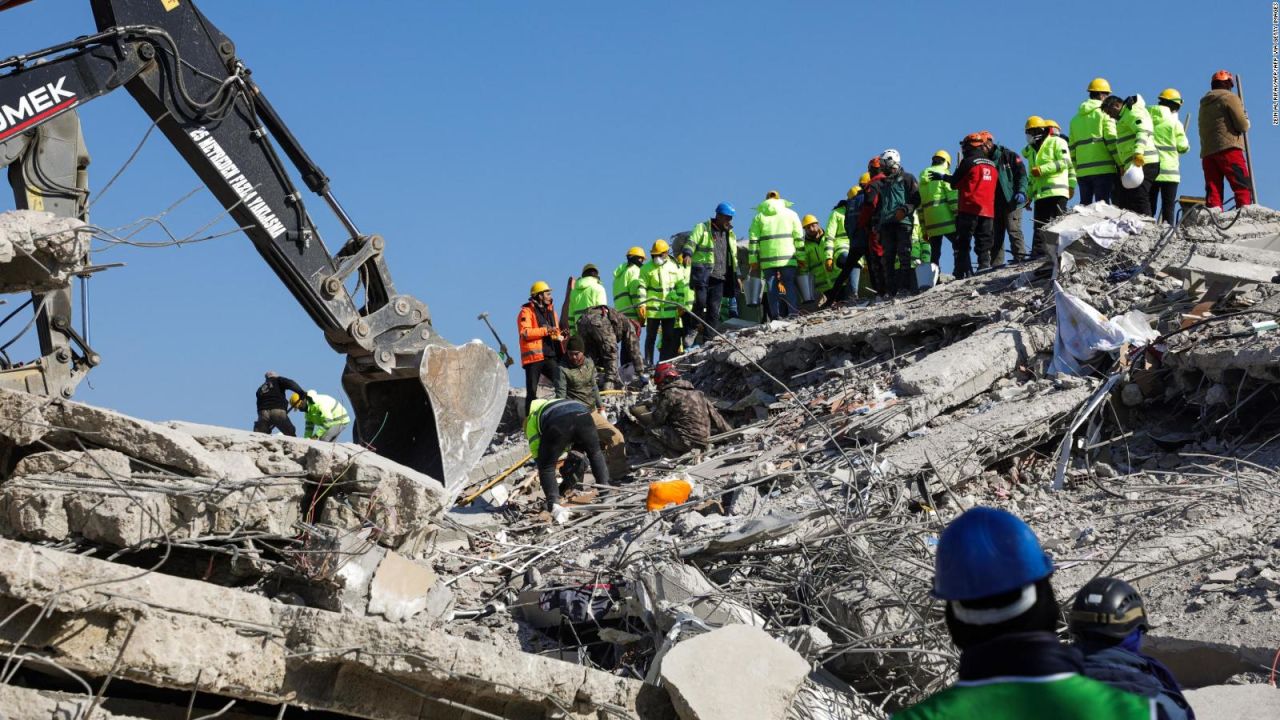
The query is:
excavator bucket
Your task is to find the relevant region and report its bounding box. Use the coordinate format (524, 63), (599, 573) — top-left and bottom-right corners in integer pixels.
(342, 340), (508, 496)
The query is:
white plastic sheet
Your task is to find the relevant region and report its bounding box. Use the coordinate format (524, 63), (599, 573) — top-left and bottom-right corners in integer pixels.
(1049, 282), (1158, 376)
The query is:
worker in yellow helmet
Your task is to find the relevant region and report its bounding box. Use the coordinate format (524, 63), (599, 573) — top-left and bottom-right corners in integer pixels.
(799, 213), (834, 305)
(290, 390), (351, 442)
(636, 238), (689, 363)
(748, 190), (805, 318)
(1150, 88), (1190, 224)
(518, 280), (565, 417)
(612, 247), (646, 322)
(1070, 78), (1119, 204)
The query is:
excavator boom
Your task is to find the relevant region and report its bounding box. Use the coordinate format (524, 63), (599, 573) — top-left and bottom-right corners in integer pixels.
(0, 0), (507, 488)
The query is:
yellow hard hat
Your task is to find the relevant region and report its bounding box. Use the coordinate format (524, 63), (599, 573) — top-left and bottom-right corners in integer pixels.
(1087, 77), (1111, 93)
(626, 246), (646, 259)
(1025, 115), (1047, 131)
(1044, 118), (1060, 130)
(858, 172), (872, 185)
(846, 185), (860, 199)
(289, 392), (306, 410)
(1158, 87), (1182, 103)
(530, 280), (551, 296)
(801, 214), (819, 227)
(932, 149), (952, 166)
(651, 238), (670, 255)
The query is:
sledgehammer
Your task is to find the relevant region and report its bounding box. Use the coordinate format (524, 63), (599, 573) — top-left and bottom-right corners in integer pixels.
(477, 311), (514, 368)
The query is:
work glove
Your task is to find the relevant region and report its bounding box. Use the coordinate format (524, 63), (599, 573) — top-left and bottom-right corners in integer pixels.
(1133, 153), (1145, 168)
(1014, 192), (1026, 205)
(927, 171), (949, 182)
(1031, 167), (1042, 177)
(825, 258), (834, 272)
(677, 306), (686, 316)
(749, 262), (760, 273)
(637, 306), (647, 321)
(893, 208), (907, 222)
(677, 253), (689, 266)
(797, 260), (807, 271)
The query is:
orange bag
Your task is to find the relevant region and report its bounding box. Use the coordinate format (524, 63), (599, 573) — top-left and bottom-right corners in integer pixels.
(646, 479), (692, 512)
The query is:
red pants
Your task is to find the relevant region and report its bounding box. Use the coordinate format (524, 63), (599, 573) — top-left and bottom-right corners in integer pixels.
(1202, 148), (1253, 209)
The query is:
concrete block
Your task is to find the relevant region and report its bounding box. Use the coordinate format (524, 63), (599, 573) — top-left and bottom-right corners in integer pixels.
(1184, 684), (1280, 720)
(13, 448), (131, 479)
(660, 624), (809, 720)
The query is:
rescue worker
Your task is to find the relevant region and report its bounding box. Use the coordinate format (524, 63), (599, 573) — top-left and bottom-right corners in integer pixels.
(1150, 88), (1190, 225)
(918, 150), (958, 270)
(612, 247), (646, 321)
(800, 214), (834, 305)
(846, 167), (888, 298)
(566, 264), (608, 330)
(1070, 577), (1195, 720)
(637, 239), (688, 364)
(867, 149), (920, 295)
(1070, 77), (1119, 205)
(987, 132), (1029, 265)
(1046, 120), (1077, 199)
(894, 507), (1156, 719)
(525, 397), (611, 515)
(680, 203), (738, 345)
(933, 134), (998, 275)
(748, 191), (805, 319)
(1023, 116), (1073, 258)
(1104, 94), (1160, 216)
(824, 186), (858, 302)
(639, 363), (730, 457)
(254, 371), (306, 437)
(290, 390), (350, 442)
(518, 280), (565, 417)
(578, 303), (643, 389)
(1198, 70), (1253, 210)
(555, 337), (628, 481)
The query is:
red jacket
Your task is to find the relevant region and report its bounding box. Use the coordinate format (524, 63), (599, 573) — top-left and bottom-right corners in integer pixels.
(954, 157), (998, 218)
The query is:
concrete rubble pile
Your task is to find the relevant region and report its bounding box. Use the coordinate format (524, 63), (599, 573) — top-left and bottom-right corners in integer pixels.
(0, 202), (1279, 719)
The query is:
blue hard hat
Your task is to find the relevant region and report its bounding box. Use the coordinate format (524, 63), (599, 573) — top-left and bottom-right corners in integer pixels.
(933, 507), (1054, 601)
(715, 202), (735, 218)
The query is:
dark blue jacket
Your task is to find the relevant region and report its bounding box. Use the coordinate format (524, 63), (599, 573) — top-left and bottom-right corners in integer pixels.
(1081, 646), (1193, 720)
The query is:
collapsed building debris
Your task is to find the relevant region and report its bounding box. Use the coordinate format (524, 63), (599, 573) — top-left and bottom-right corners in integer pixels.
(1, 202), (1280, 718)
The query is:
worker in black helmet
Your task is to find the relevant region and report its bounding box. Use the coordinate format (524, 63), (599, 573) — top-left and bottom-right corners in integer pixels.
(1069, 577), (1195, 720)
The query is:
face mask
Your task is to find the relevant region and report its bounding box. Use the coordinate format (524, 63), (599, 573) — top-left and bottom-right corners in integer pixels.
(654, 256), (667, 266)
(1025, 132), (1036, 145)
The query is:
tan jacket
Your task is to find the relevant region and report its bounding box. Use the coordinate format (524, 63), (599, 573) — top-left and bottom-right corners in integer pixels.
(1198, 89), (1250, 158)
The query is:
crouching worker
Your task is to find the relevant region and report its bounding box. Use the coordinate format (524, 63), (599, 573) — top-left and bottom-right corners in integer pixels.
(1070, 577), (1194, 720)
(894, 507), (1155, 719)
(556, 337), (629, 482)
(635, 363), (729, 457)
(290, 390), (350, 442)
(526, 398), (611, 515)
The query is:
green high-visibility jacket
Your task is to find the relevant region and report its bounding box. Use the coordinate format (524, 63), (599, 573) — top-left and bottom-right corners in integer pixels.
(567, 275), (608, 328)
(686, 220), (737, 273)
(748, 197), (804, 271)
(1150, 104), (1190, 183)
(1023, 136), (1073, 201)
(525, 397), (579, 458)
(612, 261), (643, 320)
(825, 203), (849, 258)
(1112, 95), (1159, 171)
(918, 163), (958, 238)
(303, 391), (350, 439)
(893, 673), (1154, 720)
(636, 258), (688, 319)
(1069, 98), (1119, 178)
(800, 230), (834, 293)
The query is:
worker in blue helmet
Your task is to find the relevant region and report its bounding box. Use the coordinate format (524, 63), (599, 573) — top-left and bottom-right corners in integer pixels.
(680, 202), (738, 345)
(894, 507), (1156, 720)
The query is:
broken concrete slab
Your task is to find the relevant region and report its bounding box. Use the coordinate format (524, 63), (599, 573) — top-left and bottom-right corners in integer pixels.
(631, 562), (766, 631)
(368, 547), (444, 622)
(0, 385), (51, 446)
(660, 624), (810, 720)
(0, 538), (670, 720)
(0, 209), (91, 293)
(0, 684), (149, 720)
(13, 447), (132, 479)
(1183, 684), (1280, 720)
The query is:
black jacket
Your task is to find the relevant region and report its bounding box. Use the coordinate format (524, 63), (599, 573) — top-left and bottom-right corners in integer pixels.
(256, 375), (305, 411)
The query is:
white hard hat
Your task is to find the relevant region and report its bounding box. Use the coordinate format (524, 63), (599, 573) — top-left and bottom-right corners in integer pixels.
(1120, 164), (1144, 189)
(880, 148), (901, 166)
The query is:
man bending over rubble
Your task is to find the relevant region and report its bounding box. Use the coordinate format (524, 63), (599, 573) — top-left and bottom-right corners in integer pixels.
(895, 507), (1155, 719)
(634, 363), (730, 457)
(254, 371), (306, 436)
(526, 398), (612, 516)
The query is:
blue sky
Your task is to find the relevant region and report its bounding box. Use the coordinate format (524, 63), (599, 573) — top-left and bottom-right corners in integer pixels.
(3, 0), (1277, 436)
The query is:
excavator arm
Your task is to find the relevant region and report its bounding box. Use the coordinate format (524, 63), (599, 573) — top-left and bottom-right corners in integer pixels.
(0, 0), (508, 487)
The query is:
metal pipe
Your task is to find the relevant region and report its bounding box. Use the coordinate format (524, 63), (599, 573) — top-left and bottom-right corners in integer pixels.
(1235, 74), (1258, 204)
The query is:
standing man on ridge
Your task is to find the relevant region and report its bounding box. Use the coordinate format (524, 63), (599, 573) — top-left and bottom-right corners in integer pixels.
(681, 202), (738, 344)
(1070, 77), (1119, 205)
(518, 281), (565, 417)
(748, 191), (805, 318)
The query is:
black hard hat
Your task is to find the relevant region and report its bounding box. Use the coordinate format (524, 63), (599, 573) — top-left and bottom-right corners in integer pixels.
(1069, 577), (1148, 639)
